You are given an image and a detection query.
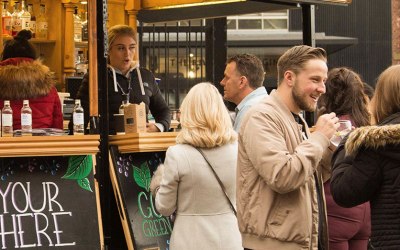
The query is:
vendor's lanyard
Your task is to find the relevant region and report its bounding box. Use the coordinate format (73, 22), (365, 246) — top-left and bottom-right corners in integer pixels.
(117, 76), (132, 102)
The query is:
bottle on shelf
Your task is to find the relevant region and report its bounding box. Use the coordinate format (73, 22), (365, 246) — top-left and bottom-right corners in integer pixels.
(27, 3), (35, 37)
(75, 50), (88, 75)
(2, 1), (12, 36)
(20, 0), (30, 31)
(35, 4), (47, 39)
(119, 95), (129, 115)
(2, 100), (13, 137)
(81, 11), (88, 41)
(72, 99), (84, 135)
(73, 7), (82, 42)
(21, 100), (32, 135)
(11, 1), (22, 37)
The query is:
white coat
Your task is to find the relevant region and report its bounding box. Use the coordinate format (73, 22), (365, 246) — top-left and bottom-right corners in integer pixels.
(155, 143), (242, 250)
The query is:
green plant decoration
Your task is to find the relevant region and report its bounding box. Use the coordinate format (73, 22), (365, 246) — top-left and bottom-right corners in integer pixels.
(133, 162), (151, 191)
(63, 155), (93, 192)
(77, 178), (93, 192)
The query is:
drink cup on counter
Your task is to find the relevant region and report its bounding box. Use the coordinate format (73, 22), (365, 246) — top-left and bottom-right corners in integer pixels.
(113, 114), (125, 135)
(330, 120), (352, 146)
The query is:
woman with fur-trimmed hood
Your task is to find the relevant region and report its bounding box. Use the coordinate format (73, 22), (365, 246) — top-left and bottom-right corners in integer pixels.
(330, 64), (400, 249)
(0, 30), (63, 130)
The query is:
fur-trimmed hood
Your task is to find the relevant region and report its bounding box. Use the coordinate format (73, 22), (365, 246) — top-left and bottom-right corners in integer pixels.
(345, 124), (400, 156)
(0, 58), (55, 100)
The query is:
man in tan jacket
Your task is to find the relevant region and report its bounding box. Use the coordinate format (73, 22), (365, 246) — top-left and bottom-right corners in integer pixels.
(237, 45), (339, 250)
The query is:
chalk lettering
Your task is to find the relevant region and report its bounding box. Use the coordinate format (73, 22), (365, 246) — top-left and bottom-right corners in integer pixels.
(11, 182), (29, 213)
(142, 217), (172, 237)
(28, 182), (47, 213)
(138, 192), (152, 219)
(0, 183), (12, 214)
(52, 212), (75, 247)
(46, 183), (64, 212)
(34, 212), (53, 247)
(0, 214), (18, 249)
(17, 213), (36, 248)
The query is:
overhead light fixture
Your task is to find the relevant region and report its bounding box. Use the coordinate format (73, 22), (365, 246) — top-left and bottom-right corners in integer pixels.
(188, 71), (196, 78)
(153, 0), (246, 10)
(80, 1), (88, 4)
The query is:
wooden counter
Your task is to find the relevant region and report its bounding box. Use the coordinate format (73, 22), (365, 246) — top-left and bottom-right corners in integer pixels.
(109, 132), (177, 153)
(0, 135), (100, 157)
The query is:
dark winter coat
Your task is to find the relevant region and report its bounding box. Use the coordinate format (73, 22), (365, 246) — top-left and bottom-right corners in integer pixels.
(77, 66), (170, 134)
(331, 112), (400, 249)
(0, 57), (63, 130)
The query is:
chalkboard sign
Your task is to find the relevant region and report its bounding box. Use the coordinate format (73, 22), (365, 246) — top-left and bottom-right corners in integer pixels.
(0, 155), (102, 250)
(109, 146), (172, 250)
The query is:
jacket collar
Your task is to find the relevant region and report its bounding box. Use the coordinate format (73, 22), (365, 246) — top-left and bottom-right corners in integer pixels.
(0, 59), (54, 99)
(345, 112), (400, 155)
(270, 90), (311, 138)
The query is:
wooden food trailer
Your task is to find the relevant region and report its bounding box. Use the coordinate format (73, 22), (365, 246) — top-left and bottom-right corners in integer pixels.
(0, 0), (351, 249)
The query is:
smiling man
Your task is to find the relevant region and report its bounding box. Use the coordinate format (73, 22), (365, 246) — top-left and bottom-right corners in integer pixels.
(237, 45), (339, 250)
(220, 54), (268, 132)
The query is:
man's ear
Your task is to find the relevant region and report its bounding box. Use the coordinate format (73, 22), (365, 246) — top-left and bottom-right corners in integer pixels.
(284, 70), (295, 87)
(239, 76), (249, 89)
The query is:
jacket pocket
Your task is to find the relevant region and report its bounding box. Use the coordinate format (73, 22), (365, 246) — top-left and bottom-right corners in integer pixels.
(267, 192), (310, 244)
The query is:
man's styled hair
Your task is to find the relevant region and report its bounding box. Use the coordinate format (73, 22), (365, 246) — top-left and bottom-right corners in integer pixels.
(277, 45), (327, 85)
(176, 82), (237, 148)
(227, 54), (265, 89)
(372, 65), (400, 123)
(318, 67), (371, 127)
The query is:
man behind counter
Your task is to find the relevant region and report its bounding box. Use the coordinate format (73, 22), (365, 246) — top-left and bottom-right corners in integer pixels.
(75, 24), (171, 134)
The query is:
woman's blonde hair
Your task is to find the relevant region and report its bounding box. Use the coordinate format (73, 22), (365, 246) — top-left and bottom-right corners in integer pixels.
(108, 24), (136, 49)
(372, 65), (400, 123)
(176, 82), (237, 148)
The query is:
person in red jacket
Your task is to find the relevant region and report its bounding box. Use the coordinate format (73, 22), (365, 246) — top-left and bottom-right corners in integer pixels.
(0, 30), (63, 130)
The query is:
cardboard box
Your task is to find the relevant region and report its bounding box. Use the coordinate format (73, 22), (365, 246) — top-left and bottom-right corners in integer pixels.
(124, 102), (146, 133)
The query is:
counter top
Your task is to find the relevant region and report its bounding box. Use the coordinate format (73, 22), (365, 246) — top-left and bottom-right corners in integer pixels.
(109, 132), (178, 153)
(0, 135), (100, 157)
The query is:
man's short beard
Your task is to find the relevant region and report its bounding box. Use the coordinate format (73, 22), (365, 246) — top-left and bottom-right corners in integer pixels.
(292, 81), (317, 112)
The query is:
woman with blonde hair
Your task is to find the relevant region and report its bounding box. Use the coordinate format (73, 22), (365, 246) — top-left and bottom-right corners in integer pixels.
(330, 64), (400, 249)
(75, 24), (170, 134)
(150, 82), (242, 250)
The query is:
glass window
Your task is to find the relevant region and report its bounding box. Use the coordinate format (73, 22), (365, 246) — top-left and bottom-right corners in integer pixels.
(238, 19), (262, 29)
(263, 19), (287, 30)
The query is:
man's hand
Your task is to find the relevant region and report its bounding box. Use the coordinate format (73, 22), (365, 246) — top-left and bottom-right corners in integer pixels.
(314, 112), (339, 139)
(146, 123), (161, 132)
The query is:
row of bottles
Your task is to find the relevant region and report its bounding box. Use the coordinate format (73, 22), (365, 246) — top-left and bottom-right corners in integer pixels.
(1, 100), (32, 137)
(74, 7), (88, 42)
(2, 1), (48, 39)
(0, 99), (84, 137)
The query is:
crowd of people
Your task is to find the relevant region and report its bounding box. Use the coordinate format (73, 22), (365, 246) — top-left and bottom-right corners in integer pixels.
(3, 25), (400, 250)
(151, 45), (400, 250)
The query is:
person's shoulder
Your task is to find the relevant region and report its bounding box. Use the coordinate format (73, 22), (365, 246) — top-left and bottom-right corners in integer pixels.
(246, 95), (277, 116)
(167, 144), (193, 155)
(136, 67), (154, 78)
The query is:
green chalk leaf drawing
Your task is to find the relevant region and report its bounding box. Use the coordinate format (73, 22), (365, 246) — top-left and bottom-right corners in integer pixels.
(133, 161), (151, 191)
(77, 178), (93, 192)
(63, 155), (93, 192)
(63, 155), (93, 180)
